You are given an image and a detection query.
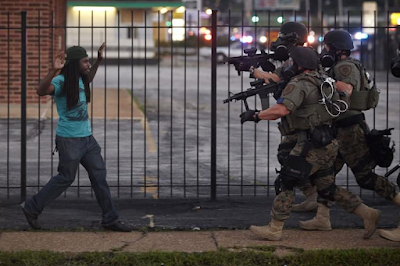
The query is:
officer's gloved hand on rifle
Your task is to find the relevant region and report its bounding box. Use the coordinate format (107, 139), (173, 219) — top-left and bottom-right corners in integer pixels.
(235, 62), (256, 78)
(240, 109), (261, 124)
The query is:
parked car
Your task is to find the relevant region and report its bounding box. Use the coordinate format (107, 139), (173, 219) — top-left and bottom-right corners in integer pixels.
(199, 42), (268, 63)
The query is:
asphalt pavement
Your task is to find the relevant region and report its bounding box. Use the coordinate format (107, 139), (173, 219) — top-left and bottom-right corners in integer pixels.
(0, 195), (399, 231)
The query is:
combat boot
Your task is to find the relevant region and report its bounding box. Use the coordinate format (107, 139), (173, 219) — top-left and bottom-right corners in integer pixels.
(353, 203), (381, 239)
(379, 193), (400, 242)
(299, 203), (332, 231)
(249, 218), (284, 241)
(292, 189), (318, 212)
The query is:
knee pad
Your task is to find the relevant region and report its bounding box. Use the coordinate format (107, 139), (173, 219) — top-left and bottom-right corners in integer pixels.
(280, 174), (298, 191)
(274, 176), (283, 195)
(276, 155), (313, 194)
(274, 175), (295, 195)
(317, 183), (337, 201)
(356, 172), (377, 190)
(277, 142), (296, 165)
(277, 151), (290, 166)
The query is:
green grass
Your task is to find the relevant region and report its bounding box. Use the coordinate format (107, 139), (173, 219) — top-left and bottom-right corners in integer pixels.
(0, 248), (399, 266)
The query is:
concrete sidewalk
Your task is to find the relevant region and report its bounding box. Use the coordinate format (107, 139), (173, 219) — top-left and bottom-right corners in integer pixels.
(0, 229), (399, 253)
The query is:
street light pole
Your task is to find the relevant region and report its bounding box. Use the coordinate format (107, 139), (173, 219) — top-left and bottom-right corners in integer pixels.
(306, 0), (310, 14)
(338, 0), (343, 27)
(318, 0), (322, 22)
(245, 0), (253, 25)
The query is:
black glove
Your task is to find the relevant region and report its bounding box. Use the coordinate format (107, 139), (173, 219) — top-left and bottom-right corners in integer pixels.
(240, 109), (261, 124)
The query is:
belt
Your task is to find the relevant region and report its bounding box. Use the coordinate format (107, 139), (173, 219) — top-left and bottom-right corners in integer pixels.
(333, 113), (365, 129)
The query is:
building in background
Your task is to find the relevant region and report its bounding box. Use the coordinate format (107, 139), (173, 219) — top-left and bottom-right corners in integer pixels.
(0, 0), (67, 105)
(66, 1), (185, 59)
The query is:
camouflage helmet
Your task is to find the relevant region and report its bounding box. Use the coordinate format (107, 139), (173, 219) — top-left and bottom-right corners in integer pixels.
(323, 29), (354, 50)
(279, 22), (308, 44)
(290, 46), (319, 70)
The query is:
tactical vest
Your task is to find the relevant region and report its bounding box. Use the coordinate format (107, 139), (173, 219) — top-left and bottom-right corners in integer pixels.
(331, 58), (379, 111)
(279, 71), (340, 135)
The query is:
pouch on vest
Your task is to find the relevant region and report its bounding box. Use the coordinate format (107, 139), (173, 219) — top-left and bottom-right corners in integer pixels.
(366, 128), (395, 168)
(367, 80), (379, 109)
(310, 125), (336, 148)
(347, 59), (380, 111)
(278, 116), (295, 136)
(278, 122), (290, 136)
(349, 91), (369, 110)
(349, 81), (379, 110)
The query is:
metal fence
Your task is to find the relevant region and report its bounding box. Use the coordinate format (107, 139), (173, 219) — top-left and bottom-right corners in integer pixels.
(1, 9), (400, 201)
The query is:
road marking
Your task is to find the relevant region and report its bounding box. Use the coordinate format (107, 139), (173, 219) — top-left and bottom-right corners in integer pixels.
(140, 118), (157, 153)
(140, 176), (158, 199)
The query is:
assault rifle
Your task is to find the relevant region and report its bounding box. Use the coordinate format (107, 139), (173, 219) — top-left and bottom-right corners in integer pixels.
(223, 79), (287, 110)
(225, 48), (278, 76)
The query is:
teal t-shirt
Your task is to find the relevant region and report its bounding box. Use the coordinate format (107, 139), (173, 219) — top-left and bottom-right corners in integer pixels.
(51, 74), (92, 137)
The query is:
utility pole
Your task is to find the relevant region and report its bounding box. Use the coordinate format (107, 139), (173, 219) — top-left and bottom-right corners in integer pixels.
(385, 0), (389, 15)
(244, 0), (253, 26)
(318, 0), (322, 22)
(305, 0), (310, 15)
(338, 0), (343, 27)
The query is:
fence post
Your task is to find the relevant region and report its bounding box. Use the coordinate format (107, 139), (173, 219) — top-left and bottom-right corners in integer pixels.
(21, 11), (27, 202)
(211, 10), (217, 200)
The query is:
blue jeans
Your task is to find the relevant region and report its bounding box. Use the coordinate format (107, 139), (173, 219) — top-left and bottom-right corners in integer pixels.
(24, 135), (119, 226)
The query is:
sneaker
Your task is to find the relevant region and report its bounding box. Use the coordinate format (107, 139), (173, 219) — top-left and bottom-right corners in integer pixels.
(103, 221), (132, 232)
(21, 202), (42, 230)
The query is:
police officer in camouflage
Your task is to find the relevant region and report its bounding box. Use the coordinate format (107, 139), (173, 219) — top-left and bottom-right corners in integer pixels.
(251, 22), (321, 212)
(241, 46), (381, 241)
(295, 29), (400, 242)
(252, 21), (309, 84)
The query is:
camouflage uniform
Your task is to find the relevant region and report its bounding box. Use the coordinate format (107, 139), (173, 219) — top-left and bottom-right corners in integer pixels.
(271, 71), (362, 221)
(297, 58), (397, 204)
(333, 59), (397, 199)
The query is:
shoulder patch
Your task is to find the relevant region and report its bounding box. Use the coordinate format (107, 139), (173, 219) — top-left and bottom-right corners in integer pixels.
(339, 65), (352, 76)
(282, 84), (295, 96)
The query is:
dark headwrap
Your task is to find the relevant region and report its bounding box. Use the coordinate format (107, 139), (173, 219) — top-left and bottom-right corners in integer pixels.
(65, 46), (88, 65)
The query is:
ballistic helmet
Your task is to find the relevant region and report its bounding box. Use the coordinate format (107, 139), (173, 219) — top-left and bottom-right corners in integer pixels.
(323, 30), (354, 50)
(279, 22), (308, 45)
(290, 47), (319, 70)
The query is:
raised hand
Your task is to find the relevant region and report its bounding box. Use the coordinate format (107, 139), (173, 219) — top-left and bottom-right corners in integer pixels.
(97, 42), (105, 61)
(53, 51), (66, 70)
